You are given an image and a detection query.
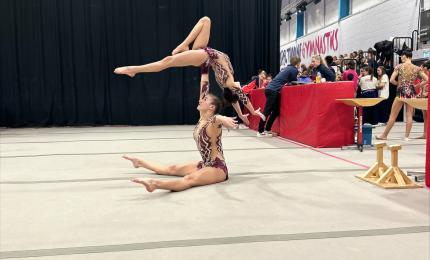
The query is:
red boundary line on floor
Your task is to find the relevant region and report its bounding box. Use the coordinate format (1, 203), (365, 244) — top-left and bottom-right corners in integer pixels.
(275, 136), (370, 169)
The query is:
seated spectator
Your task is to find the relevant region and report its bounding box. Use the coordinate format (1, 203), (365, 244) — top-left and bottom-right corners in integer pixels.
(248, 69), (267, 87)
(342, 60), (359, 91)
(311, 55), (336, 82)
(297, 65), (312, 83)
(299, 64), (309, 76)
(325, 55), (336, 76)
(261, 74), (272, 88)
(242, 70), (267, 94)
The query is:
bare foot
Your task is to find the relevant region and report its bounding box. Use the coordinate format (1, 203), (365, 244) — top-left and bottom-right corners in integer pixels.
(375, 135), (387, 140)
(172, 44), (189, 55)
(131, 178), (156, 192)
(415, 135), (426, 139)
(114, 66), (136, 77)
(123, 155), (141, 168)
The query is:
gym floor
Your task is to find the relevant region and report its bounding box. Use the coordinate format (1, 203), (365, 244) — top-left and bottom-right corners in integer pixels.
(0, 122), (428, 259)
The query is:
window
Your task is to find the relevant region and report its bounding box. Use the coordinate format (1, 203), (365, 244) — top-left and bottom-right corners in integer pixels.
(280, 20), (289, 44)
(305, 0), (339, 35)
(325, 0), (339, 25)
(280, 13), (297, 45)
(290, 14), (297, 40)
(305, 1), (324, 34)
(351, 0), (385, 14)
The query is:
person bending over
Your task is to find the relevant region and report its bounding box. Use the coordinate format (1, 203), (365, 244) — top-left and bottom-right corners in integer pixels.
(257, 56), (301, 137)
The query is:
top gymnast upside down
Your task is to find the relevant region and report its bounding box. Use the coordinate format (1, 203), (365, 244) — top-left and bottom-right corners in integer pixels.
(114, 16), (265, 125)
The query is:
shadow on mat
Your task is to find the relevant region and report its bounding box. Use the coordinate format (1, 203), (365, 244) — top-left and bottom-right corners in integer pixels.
(213, 175), (262, 201)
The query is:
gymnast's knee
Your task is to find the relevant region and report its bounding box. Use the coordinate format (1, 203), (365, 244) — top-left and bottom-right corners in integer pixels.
(200, 16), (211, 24)
(166, 165), (179, 174)
(162, 56), (173, 64)
(159, 56), (174, 70)
(183, 175), (198, 186)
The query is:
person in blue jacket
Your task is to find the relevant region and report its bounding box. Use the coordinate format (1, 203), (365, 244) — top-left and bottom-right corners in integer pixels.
(257, 56), (301, 137)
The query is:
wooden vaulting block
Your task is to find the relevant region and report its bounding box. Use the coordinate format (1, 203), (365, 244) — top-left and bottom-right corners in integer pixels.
(356, 142), (388, 182)
(356, 143), (422, 189)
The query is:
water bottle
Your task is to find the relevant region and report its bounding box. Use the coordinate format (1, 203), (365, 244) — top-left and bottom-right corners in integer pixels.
(315, 72), (321, 83)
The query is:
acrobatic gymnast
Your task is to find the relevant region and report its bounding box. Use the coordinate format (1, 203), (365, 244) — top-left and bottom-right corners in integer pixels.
(126, 72), (237, 192)
(114, 16), (265, 125)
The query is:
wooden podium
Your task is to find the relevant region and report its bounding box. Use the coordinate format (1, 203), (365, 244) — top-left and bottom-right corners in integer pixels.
(337, 98), (384, 152)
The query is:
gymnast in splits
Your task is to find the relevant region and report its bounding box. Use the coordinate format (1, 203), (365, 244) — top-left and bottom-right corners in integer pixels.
(126, 72), (237, 192)
(114, 16), (264, 125)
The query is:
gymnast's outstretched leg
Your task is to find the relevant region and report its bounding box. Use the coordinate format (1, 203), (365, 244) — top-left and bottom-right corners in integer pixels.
(123, 155), (197, 177)
(114, 17), (211, 77)
(132, 166), (226, 192)
(114, 50), (208, 77)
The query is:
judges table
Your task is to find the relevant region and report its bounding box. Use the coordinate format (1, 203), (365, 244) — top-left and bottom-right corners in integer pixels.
(248, 81), (356, 148)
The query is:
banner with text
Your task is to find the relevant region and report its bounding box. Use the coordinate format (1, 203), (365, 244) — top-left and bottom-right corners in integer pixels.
(280, 24), (340, 69)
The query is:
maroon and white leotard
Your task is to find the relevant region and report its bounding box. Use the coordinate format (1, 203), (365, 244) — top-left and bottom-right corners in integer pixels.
(200, 47), (249, 104)
(193, 115), (228, 179)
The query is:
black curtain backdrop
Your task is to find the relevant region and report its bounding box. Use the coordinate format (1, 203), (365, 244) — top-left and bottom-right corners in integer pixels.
(0, 0), (280, 127)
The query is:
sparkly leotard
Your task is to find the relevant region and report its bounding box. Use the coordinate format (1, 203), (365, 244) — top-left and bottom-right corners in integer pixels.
(193, 115), (228, 180)
(395, 63), (422, 98)
(200, 47), (249, 105)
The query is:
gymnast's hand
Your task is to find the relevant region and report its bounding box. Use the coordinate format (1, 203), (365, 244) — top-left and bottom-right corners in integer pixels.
(238, 113), (250, 126)
(252, 107), (266, 121)
(217, 115), (238, 129)
(251, 107), (261, 115)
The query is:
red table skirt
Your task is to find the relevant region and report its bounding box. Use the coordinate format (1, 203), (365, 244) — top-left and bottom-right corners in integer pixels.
(247, 82), (355, 148)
